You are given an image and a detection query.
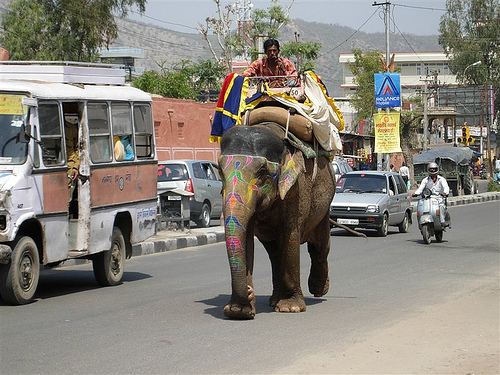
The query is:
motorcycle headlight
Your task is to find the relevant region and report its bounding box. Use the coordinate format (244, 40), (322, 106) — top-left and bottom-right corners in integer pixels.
(366, 205), (379, 213)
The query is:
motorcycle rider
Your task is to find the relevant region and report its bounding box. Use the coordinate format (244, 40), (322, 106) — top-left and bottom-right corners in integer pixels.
(413, 162), (450, 225)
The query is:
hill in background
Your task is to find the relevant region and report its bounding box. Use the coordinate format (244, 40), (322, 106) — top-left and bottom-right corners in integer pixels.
(0, 0), (442, 97)
(114, 17), (441, 97)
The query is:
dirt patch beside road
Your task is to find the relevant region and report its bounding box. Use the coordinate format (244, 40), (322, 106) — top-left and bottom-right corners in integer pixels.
(276, 280), (499, 374)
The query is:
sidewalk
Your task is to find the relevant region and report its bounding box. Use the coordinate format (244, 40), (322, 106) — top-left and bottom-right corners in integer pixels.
(132, 191), (500, 257)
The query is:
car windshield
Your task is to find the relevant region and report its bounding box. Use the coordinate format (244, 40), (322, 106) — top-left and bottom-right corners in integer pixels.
(157, 164), (188, 181)
(337, 174), (387, 193)
(0, 93), (28, 165)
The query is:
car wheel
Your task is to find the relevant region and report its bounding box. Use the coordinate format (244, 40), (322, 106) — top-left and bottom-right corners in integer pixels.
(376, 214), (388, 237)
(398, 212), (410, 233)
(196, 203), (211, 228)
(0, 236), (40, 305)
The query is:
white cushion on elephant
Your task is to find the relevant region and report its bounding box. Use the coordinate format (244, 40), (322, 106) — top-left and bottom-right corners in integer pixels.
(271, 73), (343, 152)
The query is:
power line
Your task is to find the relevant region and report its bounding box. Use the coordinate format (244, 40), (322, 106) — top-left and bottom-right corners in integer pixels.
(129, 9), (199, 32)
(392, 3), (446, 12)
(317, 7), (379, 58)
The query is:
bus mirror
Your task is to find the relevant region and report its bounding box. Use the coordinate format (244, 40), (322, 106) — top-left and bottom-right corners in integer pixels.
(17, 123), (31, 143)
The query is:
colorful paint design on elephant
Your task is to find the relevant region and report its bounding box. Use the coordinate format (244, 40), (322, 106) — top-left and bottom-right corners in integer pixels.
(220, 155), (279, 271)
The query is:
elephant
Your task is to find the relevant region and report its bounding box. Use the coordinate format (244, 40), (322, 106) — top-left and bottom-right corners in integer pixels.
(219, 122), (336, 319)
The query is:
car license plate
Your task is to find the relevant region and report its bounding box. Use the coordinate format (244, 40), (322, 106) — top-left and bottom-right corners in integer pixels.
(167, 195), (181, 201)
(337, 218), (359, 225)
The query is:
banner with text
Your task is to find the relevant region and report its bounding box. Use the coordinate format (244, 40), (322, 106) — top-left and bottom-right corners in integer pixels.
(374, 112), (402, 153)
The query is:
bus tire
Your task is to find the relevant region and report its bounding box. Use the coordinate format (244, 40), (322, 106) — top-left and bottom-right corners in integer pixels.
(0, 236), (40, 305)
(93, 227), (125, 287)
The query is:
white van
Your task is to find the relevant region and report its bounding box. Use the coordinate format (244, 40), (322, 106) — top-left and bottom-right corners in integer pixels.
(0, 62), (157, 304)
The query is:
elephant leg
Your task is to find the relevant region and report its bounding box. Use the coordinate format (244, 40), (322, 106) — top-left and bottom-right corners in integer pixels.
(260, 239), (282, 308)
(272, 233), (306, 313)
(306, 213), (331, 297)
(223, 220), (256, 319)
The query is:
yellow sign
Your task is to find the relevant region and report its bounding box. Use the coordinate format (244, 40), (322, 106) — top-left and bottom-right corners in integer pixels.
(374, 112), (402, 153)
(0, 94), (24, 115)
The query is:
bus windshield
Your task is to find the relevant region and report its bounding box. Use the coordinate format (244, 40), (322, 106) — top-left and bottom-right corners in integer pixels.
(0, 93), (28, 164)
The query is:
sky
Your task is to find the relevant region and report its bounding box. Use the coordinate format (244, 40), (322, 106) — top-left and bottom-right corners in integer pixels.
(128, 0), (448, 36)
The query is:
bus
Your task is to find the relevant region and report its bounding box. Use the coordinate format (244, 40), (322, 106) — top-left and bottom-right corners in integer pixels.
(0, 62), (157, 304)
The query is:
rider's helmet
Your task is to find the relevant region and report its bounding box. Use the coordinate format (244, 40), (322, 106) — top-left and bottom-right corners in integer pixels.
(428, 162), (439, 176)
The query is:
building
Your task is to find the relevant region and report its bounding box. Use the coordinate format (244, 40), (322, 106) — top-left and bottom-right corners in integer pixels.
(97, 47), (145, 81)
(337, 51), (496, 165)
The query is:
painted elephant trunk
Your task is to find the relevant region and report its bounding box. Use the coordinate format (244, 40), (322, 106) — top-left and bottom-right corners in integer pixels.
(220, 154), (280, 319)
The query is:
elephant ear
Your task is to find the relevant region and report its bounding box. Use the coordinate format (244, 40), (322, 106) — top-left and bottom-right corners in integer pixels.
(279, 148), (305, 200)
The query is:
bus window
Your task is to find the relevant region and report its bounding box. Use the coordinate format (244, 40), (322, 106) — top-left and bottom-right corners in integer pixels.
(0, 94), (28, 164)
(88, 102), (111, 163)
(38, 102), (64, 166)
(112, 102), (134, 161)
(133, 103), (154, 158)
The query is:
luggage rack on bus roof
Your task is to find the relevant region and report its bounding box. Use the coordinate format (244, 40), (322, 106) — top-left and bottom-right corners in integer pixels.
(0, 61), (126, 85)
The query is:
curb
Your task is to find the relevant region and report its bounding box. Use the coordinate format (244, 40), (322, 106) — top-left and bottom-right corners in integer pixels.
(411, 191), (500, 209)
(132, 229), (226, 257)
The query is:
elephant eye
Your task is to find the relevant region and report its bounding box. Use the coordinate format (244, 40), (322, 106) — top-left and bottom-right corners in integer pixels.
(255, 166), (269, 180)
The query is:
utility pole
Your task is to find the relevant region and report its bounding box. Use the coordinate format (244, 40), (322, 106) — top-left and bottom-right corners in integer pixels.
(235, 0), (253, 58)
(372, 0), (391, 169)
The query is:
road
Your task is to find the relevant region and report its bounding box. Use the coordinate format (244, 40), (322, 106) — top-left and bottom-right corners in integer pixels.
(1, 201), (498, 374)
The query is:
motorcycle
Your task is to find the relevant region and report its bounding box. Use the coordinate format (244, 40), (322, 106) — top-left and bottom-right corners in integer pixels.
(415, 188), (451, 244)
(479, 163), (488, 179)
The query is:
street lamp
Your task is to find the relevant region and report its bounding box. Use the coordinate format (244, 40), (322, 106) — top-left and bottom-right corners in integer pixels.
(463, 60), (482, 77)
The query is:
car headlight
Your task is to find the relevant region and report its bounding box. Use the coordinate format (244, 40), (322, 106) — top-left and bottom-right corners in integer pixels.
(366, 205), (379, 213)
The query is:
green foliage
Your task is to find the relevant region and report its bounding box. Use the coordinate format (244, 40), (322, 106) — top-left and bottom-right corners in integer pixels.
(280, 41), (321, 72)
(349, 49), (385, 121)
(0, 0), (146, 61)
(250, 0), (290, 40)
(133, 59), (226, 100)
(486, 180), (500, 192)
(439, 0), (500, 90)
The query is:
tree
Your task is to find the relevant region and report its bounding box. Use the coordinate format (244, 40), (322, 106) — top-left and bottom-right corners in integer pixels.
(0, 0), (146, 61)
(133, 59), (226, 100)
(349, 49), (384, 121)
(280, 40), (321, 72)
(199, 0), (245, 74)
(439, 0), (500, 175)
(439, 0), (499, 87)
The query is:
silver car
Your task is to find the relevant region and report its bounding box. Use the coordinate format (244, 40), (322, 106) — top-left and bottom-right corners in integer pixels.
(157, 160), (223, 227)
(330, 171), (412, 236)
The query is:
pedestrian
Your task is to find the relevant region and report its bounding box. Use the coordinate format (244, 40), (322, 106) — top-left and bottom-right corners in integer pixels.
(390, 164), (396, 172)
(399, 161), (410, 184)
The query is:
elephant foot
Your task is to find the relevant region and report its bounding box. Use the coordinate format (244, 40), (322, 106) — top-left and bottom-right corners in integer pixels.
(309, 275), (329, 297)
(271, 295), (306, 313)
(223, 286), (256, 320)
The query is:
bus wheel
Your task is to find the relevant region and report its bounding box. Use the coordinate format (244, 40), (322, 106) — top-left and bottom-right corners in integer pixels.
(93, 227), (125, 287)
(0, 236), (40, 305)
